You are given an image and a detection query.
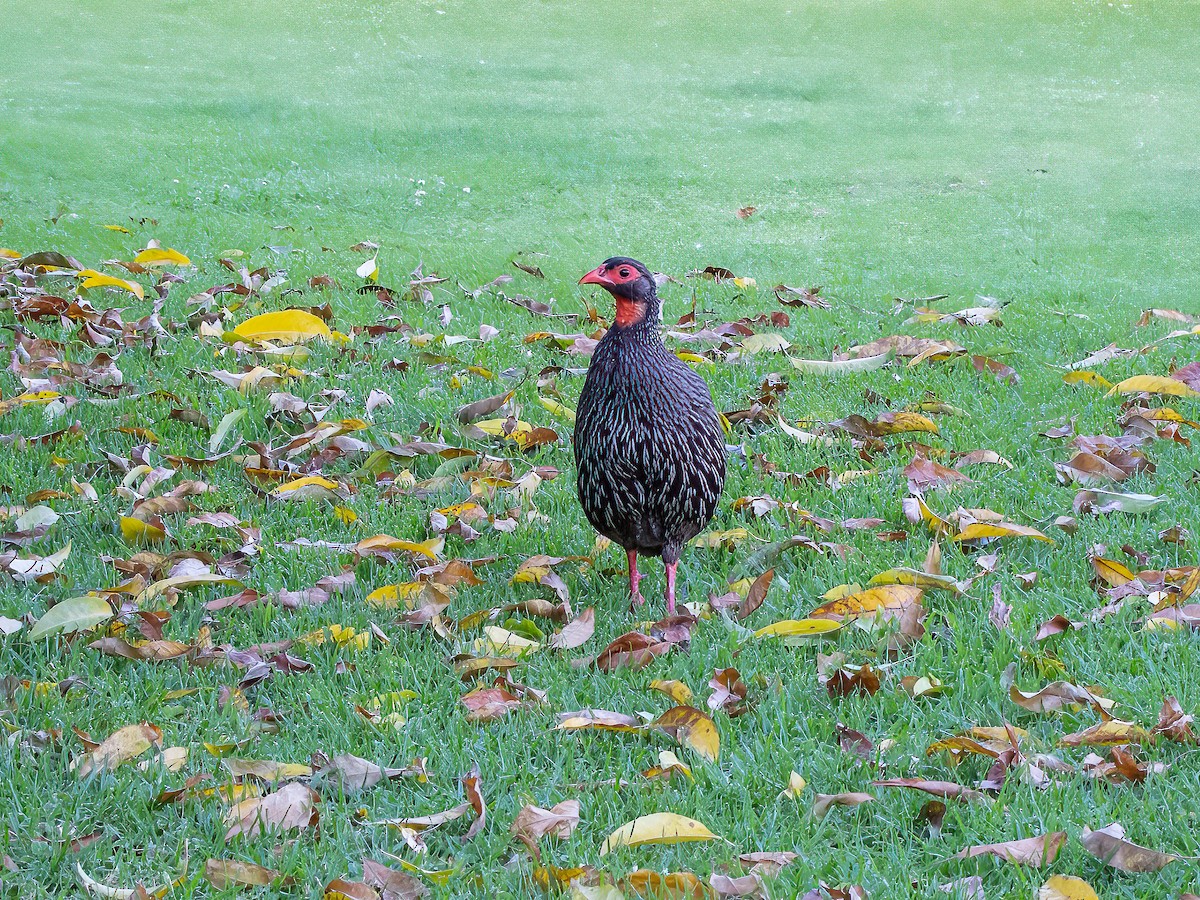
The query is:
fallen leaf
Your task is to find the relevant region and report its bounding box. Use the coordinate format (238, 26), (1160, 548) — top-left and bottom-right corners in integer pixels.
(510, 799), (580, 856)
(813, 792), (874, 820)
(1037, 875), (1098, 900)
(651, 705), (721, 761)
(1080, 822), (1178, 872)
(28, 594), (112, 639)
(599, 812), (721, 855)
(954, 831), (1066, 866)
(203, 859), (289, 890)
(361, 858), (429, 900)
(224, 781), (319, 840)
(70, 722), (159, 780)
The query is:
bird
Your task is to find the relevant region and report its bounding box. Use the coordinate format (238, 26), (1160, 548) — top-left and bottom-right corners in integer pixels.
(574, 256), (727, 615)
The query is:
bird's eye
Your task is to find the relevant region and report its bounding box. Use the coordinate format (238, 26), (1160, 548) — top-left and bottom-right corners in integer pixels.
(619, 268), (630, 277)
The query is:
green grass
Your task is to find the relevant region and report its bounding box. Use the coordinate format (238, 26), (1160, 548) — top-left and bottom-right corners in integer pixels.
(3, 1), (1200, 897)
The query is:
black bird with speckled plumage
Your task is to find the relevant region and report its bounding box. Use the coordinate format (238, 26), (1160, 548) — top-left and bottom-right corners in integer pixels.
(574, 257), (726, 614)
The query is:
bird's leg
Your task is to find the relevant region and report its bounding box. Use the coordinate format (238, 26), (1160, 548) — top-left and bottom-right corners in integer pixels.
(627, 549), (645, 610)
(665, 561), (677, 616)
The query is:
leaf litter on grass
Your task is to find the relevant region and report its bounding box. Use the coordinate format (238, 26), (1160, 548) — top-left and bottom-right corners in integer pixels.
(3, 240), (1200, 899)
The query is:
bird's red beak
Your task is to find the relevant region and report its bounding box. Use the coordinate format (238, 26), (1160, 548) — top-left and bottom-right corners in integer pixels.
(579, 266), (612, 287)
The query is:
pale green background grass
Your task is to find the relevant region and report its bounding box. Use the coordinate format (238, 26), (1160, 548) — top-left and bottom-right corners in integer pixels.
(2, 1), (1200, 897)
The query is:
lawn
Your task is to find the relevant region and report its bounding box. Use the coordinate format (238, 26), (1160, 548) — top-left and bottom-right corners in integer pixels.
(3, 0), (1200, 897)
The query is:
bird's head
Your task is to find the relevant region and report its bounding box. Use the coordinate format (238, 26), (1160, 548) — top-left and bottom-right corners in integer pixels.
(579, 257), (658, 328)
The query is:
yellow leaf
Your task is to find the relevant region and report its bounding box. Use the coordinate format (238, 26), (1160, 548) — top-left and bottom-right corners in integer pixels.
(121, 515), (167, 545)
(230, 309), (332, 345)
(822, 583), (863, 601)
(952, 522), (1054, 543)
(477, 625), (540, 657)
(868, 568), (962, 594)
(599, 812), (721, 855)
(1107, 374), (1200, 398)
(691, 528), (751, 549)
(333, 505), (358, 524)
(354, 534), (442, 559)
(754, 618), (844, 638)
(1038, 875), (1099, 900)
(870, 412), (939, 435)
(365, 582), (432, 608)
(1091, 555), (1135, 587)
(0, 390), (62, 416)
(649, 680), (694, 704)
(76, 269), (144, 300)
(134, 246), (191, 266)
(270, 475), (345, 502)
(102, 224), (131, 233)
(808, 585), (924, 621)
(1063, 371), (1113, 389)
(0, 248), (22, 258)
(781, 771), (807, 799)
(74, 723), (162, 777)
(650, 706), (720, 762)
(537, 396), (577, 423)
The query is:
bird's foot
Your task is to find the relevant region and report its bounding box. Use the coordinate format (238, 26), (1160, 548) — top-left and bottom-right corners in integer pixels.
(629, 590), (647, 612)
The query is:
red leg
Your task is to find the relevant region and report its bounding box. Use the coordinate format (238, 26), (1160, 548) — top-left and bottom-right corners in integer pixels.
(627, 549), (645, 610)
(665, 561), (677, 615)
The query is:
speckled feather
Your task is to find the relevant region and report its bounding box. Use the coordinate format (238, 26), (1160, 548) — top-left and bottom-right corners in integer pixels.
(574, 301), (726, 564)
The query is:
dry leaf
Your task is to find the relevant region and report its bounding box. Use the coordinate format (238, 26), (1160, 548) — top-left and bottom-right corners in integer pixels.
(954, 831), (1066, 866)
(224, 782), (319, 840)
(1080, 822), (1178, 872)
(510, 799), (580, 857)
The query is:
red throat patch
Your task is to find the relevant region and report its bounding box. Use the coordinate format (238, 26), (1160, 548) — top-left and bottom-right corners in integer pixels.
(614, 298), (644, 328)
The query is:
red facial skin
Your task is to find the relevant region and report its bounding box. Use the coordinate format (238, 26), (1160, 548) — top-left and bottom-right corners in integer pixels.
(579, 264), (646, 327)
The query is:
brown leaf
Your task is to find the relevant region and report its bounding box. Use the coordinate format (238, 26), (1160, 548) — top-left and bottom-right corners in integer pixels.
(460, 764), (486, 842)
(1033, 615), (1080, 641)
(954, 831), (1066, 866)
(707, 667), (750, 717)
(712, 873), (765, 898)
(812, 792), (874, 820)
(224, 781), (319, 840)
(905, 455), (972, 493)
(871, 778), (987, 803)
(938, 877), (985, 899)
(737, 569), (773, 621)
(735, 206), (757, 219)
(590, 631), (669, 671)
(203, 859), (290, 889)
(1009, 682), (1113, 716)
(825, 664), (881, 698)
(361, 858), (429, 900)
(1058, 720), (1151, 748)
(548, 607), (594, 650)
(512, 260), (545, 278)
(989, 586), (1012, 632)
(456, 390), (513, 424)
(1153, 696), (1196, 744)
(1080, 822), (1178, 872)
(836, 723), (874, 759)
(737, 852), (798, 876)
(510, 799), (580, 857)
(314, 754), (386, 793)
(323, 877), (378, 900)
